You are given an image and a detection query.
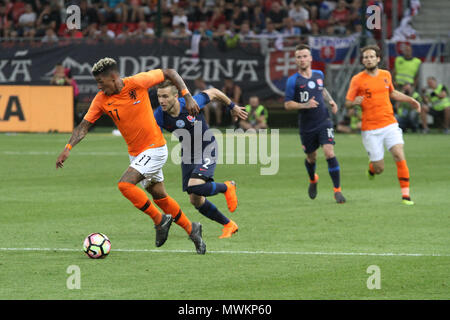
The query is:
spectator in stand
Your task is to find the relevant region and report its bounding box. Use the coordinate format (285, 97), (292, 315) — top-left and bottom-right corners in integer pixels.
(127, 0), (146, 23)
(317, 0), (336, 20)
(97, 0), (126, 23)
(328, 0), (350, 35)
(172, 6), (188, 28)
(36, 3), (58, 37)
(212, 22), (232, 39)
(223, 0), (235, 20)
(238, 21), (255, 40)
(348, 0), (363, 25)
(41, 27), (58, 43)
(96, 23), (115, 40)
(17, 3), (37, 38)
(133, 20), (155, 38)
(0, 2), (12, 38)
(169, 22), (192, 38)
(251, 4), (266, 34)
(117, 24), (132, 39)
(79, 0), (101, 30)
(194, 20), (213, 39)
(209, 7), (227, 31)
(186, 0), (209, 22)
(289, 0), (310, 34)
(260, 17), (280, 38)
(267, 1), (287, 31)
(230, 5), (249, 31)
(84, 23), (99, 39)
(282, 16), (301, 37)
(310, 21), (320, 36)
(140, 0), (157, 22)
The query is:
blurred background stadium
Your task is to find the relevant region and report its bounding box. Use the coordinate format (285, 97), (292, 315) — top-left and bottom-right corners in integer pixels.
(0, 0), (448, 132)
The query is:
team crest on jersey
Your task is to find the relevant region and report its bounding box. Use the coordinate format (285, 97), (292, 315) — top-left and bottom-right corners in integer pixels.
(176, 120), (185, 128)
(129, 89), (137, 100)
(308, 81), (316, 89)
(186, 115), (196, 122)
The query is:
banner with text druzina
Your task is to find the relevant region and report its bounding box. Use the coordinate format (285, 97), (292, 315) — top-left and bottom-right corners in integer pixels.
(0, 40), (279, 106)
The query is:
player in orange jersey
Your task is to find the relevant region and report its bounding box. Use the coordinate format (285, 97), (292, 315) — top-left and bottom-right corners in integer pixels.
(345, 45), (421, 205)
(56, 57), (206, 254)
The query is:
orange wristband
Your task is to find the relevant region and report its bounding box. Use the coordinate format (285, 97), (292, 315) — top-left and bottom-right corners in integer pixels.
(65, 144), (72, 150)
(181, 88), (190, 97)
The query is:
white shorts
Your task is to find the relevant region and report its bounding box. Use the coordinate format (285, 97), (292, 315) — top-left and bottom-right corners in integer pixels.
(129, 145), (168, 188)
(361, 123), (404, 162)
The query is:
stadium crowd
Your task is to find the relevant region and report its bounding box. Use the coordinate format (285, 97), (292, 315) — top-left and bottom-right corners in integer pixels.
(0, 0), (384, 42)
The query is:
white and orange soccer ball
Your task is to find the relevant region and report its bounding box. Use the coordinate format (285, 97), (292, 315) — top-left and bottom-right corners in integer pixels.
(83, 233), (111, 259)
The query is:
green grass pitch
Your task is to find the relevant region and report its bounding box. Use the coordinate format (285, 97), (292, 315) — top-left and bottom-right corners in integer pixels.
(0, 129), (449, 299)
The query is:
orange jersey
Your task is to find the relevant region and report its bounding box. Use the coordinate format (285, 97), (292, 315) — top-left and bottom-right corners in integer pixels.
(84, 69), (166, 156)
(346, 69), (396, 131)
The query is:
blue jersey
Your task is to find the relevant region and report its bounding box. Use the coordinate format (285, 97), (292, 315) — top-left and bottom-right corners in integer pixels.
(285, 70), (332, 134)
(154, 92), (215, 163)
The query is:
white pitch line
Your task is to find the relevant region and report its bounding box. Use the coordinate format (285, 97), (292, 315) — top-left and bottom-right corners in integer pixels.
(0, 247), (449, 257)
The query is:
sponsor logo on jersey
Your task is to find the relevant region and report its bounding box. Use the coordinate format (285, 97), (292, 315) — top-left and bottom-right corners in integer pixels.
(186, 115), (196, 122)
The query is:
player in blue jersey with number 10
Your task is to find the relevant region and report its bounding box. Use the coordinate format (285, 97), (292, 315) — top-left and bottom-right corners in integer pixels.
(284, 44), (346, 203)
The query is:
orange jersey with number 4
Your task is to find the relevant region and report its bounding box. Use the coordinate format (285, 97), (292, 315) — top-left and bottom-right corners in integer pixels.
(346, 69), (396, 131)
(84, 69), (166, 156)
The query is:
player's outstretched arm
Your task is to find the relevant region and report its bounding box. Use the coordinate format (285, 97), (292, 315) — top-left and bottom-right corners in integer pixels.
(162, 69), (200, 116)
(390, 90), (421, 112)
(56, 119), (93, 169)
(203, 88), (248, 122)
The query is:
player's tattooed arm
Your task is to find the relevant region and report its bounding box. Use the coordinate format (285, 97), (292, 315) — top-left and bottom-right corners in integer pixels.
(323, 87), (338, 114)
(56, 120), (92, 169)
(68, 120), (92, 147)
(162, 69), (200, 116)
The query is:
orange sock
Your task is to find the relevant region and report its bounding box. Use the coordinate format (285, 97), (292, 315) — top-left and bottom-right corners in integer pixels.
(333, 187), (342, 193)
(118, 182), (162, 225)
(395, 160), (410, 198)
(154, 196), (192, 235)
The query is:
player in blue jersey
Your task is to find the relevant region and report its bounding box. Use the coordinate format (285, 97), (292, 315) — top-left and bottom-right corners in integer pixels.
(284, 44), (346, 203)
(154, 80), (248, 238)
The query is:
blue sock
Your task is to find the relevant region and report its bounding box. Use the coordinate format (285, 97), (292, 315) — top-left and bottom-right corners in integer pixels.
(327, 157), (341, 189)
(186, 182), (227, 196)
(196, 199), (230, 225)
(304, 159), (316, 181)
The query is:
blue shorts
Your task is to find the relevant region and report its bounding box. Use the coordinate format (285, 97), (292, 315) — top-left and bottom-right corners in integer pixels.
(300, 123), (335, 154)
(181, 157), (216, 192)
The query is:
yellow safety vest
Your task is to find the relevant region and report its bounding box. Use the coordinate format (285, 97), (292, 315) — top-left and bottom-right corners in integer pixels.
(394, 56), (421, 85)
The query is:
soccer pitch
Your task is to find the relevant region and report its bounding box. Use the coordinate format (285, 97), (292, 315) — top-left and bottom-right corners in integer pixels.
(0, 129), (449, 300)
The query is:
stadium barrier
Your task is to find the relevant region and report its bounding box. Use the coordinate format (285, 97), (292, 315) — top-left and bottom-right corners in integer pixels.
(0, 85), (73, 132)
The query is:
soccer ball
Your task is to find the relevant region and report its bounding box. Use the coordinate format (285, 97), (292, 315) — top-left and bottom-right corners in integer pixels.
(83, 233), (111, 259)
